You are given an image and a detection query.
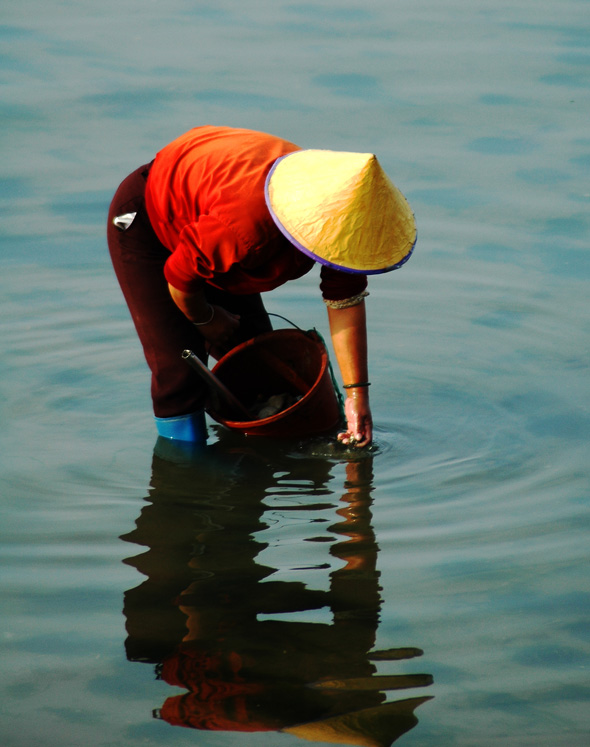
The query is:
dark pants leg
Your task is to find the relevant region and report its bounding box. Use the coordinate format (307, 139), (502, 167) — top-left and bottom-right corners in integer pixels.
(107, 164), (271, 419)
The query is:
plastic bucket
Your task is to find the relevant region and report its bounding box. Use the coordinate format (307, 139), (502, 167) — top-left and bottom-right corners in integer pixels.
(207, 329), (342, 438)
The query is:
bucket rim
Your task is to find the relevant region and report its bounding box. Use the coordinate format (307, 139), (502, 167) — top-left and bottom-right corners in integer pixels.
(208, 328), (330, 427)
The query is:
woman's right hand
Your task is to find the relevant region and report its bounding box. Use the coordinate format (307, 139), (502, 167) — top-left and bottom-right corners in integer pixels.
(339, 389), (373, 447)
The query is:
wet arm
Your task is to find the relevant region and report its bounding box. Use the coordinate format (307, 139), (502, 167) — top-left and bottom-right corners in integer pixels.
(327, 300), (373, 447)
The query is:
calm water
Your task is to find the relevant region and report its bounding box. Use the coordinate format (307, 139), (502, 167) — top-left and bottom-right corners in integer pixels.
(1, 1), (589, 745)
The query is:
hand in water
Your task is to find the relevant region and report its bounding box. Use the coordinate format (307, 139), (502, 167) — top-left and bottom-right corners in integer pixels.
(338, 394), (373, 448)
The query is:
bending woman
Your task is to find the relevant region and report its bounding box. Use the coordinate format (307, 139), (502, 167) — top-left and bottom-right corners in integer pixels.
(107, 126), (416, 447)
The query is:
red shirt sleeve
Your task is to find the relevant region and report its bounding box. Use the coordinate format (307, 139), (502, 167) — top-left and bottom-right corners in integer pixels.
(163, 215), (242, 293)
(319, 266), (368, 302)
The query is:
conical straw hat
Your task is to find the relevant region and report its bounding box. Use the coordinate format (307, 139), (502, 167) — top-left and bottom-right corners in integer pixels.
(265, 149), (416, 274)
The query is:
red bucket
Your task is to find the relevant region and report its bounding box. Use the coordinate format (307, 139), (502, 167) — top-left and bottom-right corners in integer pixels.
(207, 329), (342, 438)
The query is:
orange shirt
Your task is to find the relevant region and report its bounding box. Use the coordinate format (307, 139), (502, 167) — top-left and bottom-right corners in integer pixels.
(145, 126), (313, 295)
(145, 126), (367, 300)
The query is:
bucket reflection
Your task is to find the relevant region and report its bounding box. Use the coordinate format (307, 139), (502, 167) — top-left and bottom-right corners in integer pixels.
(121, 435), (433, 746)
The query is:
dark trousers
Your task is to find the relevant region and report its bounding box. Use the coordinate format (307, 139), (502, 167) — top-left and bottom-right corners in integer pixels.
(107, 164), (271, 418)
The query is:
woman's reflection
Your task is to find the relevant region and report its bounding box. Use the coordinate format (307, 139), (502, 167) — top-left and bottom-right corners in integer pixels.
(121, 436), (432, 746)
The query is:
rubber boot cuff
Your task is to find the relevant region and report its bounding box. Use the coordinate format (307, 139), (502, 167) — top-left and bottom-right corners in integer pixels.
(154, 410), (207, 443)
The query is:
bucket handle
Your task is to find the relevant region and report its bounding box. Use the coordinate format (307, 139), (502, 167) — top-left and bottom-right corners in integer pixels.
(268, 312), (302, 331)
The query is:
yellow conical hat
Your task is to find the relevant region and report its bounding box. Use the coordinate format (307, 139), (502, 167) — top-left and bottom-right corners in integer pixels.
(265, 149), (416, 274)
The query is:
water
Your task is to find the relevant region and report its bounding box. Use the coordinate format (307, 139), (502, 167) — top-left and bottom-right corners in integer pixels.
(1, 1), (589, 745)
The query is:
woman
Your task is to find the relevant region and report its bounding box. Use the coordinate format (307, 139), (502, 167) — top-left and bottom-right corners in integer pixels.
(107, 126), (416, 447)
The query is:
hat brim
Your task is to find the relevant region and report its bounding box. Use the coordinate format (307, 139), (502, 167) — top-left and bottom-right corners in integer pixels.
(264, 152), (417, 275)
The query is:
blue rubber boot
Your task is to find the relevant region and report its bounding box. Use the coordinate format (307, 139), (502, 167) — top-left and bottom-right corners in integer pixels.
(154, 410), (208, 444)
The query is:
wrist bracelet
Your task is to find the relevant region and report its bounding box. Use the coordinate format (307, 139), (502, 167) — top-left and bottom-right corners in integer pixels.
(342, 382), (371, 389)
(192, 304), (215, 326)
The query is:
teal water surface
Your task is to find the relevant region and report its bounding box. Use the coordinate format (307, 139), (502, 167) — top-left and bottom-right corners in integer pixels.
(1, 1), (589, 745)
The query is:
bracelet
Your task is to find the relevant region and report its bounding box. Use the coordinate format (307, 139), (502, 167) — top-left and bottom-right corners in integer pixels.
(342, 382), (371, 389)
(192, 304), (215, 326)
(323, 291), (369, 309)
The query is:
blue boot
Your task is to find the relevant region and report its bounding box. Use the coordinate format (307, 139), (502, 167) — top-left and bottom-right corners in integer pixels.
(154, 410), (208, 444)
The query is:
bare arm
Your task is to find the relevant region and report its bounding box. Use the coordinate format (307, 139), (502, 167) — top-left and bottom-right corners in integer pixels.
(327, 300), (373, 447)
(168, 283), (240, 358)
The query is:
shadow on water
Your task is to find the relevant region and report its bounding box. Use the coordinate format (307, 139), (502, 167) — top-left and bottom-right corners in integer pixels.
(120, 432), (433, 746)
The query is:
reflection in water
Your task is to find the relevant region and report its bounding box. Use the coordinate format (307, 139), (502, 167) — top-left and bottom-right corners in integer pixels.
(121, 436), (433, 746)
